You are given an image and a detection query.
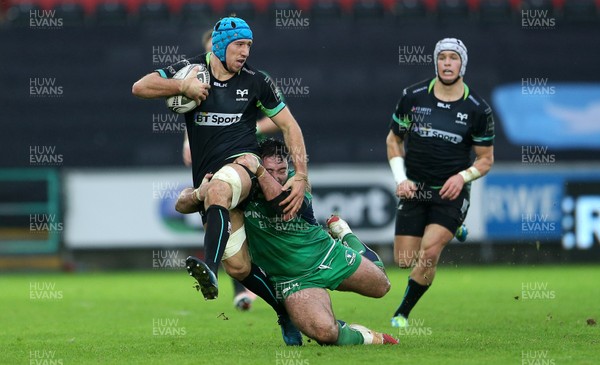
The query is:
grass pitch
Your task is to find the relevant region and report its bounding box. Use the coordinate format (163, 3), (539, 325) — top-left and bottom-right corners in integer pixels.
(2, 265), (598, 364)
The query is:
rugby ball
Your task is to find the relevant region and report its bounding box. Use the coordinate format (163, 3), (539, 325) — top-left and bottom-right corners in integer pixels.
(165, 63), (210, 114)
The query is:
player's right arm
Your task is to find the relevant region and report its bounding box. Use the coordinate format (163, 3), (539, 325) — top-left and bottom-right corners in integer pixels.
(132, 68), (207, 104)
(175, 187), (201, 214)
(175, 174), (213, 213)
(132, 57), (209, 103)
(387, 92), (417, 198)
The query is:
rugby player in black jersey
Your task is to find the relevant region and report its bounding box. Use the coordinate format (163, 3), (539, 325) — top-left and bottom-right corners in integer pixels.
(179, 28), (279, 312)
(132, 17), (307, 345)
(385, 38), (495, 327)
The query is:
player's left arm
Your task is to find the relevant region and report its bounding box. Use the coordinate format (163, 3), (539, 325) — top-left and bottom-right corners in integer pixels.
(440, 145), (494, 200)
(256, 71), (308, 217)
(255, 165), (308, 221)
(270, 107), (308, 211)
(440, 103), (495, 200)
(257, 117), (279, 135)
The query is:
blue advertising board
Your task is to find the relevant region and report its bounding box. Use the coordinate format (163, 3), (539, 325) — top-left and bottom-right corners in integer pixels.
(483, 168), (600, 246)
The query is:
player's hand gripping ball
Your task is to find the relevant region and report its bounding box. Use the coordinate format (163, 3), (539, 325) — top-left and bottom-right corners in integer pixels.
(165, 64), (210, 114)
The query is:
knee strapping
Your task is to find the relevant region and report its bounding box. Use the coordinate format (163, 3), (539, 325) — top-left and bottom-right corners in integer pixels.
(212, 165), (243, 209)
(222, 227), (246, 261)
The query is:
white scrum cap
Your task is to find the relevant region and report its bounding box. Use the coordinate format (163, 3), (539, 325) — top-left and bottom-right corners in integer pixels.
(434, 38), (468, 77)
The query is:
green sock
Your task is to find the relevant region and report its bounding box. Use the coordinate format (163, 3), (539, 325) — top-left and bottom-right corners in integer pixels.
(342, 234), (385, 270)
(334, 321), (364, 345)
(342, 233), (364, 253)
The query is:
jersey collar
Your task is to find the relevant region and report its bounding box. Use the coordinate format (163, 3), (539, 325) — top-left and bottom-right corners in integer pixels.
(428, 78), (470, 100)
(206, 52), (243, 76)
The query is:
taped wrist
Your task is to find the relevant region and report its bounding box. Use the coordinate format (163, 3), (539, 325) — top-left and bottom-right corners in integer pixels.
(389, 156), (408, 184)
(459, 166), (482, 183)
(194, 188), (202, 202)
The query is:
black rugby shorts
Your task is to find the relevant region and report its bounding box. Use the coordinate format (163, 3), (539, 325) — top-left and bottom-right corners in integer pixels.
(394, 184), (470, 236)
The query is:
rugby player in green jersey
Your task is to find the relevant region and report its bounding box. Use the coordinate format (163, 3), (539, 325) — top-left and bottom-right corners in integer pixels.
(177, 139), (398, 345)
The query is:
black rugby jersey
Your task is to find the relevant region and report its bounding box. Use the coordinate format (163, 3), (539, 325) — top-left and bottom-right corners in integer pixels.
(156, 53), (285, 187)
(389, 78), (494, 187)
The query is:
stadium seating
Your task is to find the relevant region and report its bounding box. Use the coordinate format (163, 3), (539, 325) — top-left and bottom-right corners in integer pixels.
(521, 0), (555, 15)
(53, 2), (86, 26)
(94, 2), (129, 26)
(563, 0), (598, 23)
(310, 0), (343, 20)
(353, 0), (386, 20)
(437, 0), (471, 22)
(394, 0), (429, 20)
(268, 0), (297, 13)
(224, 1), (257, 20)
(2, 0), (599, 26)
(6, 2), (41, 26)
(179, 1), (213, 26)
(478, 0), (513, 22)
(137, 1), (171, 23)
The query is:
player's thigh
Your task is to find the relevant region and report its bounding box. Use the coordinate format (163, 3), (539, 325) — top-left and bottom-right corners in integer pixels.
(423, 187), (470, 253)
(336, 258), (390, 298)
(419, 224), (454, 261)
(427, 187), (470, 238)
(284, 288), (336, 338)
(394, 199), (427, 265)
(394, 235), (422, 267)
(395, 198), (428, 237)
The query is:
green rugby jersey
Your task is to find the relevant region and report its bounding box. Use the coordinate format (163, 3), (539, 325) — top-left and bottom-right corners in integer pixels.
(244, 189), (335, 279)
